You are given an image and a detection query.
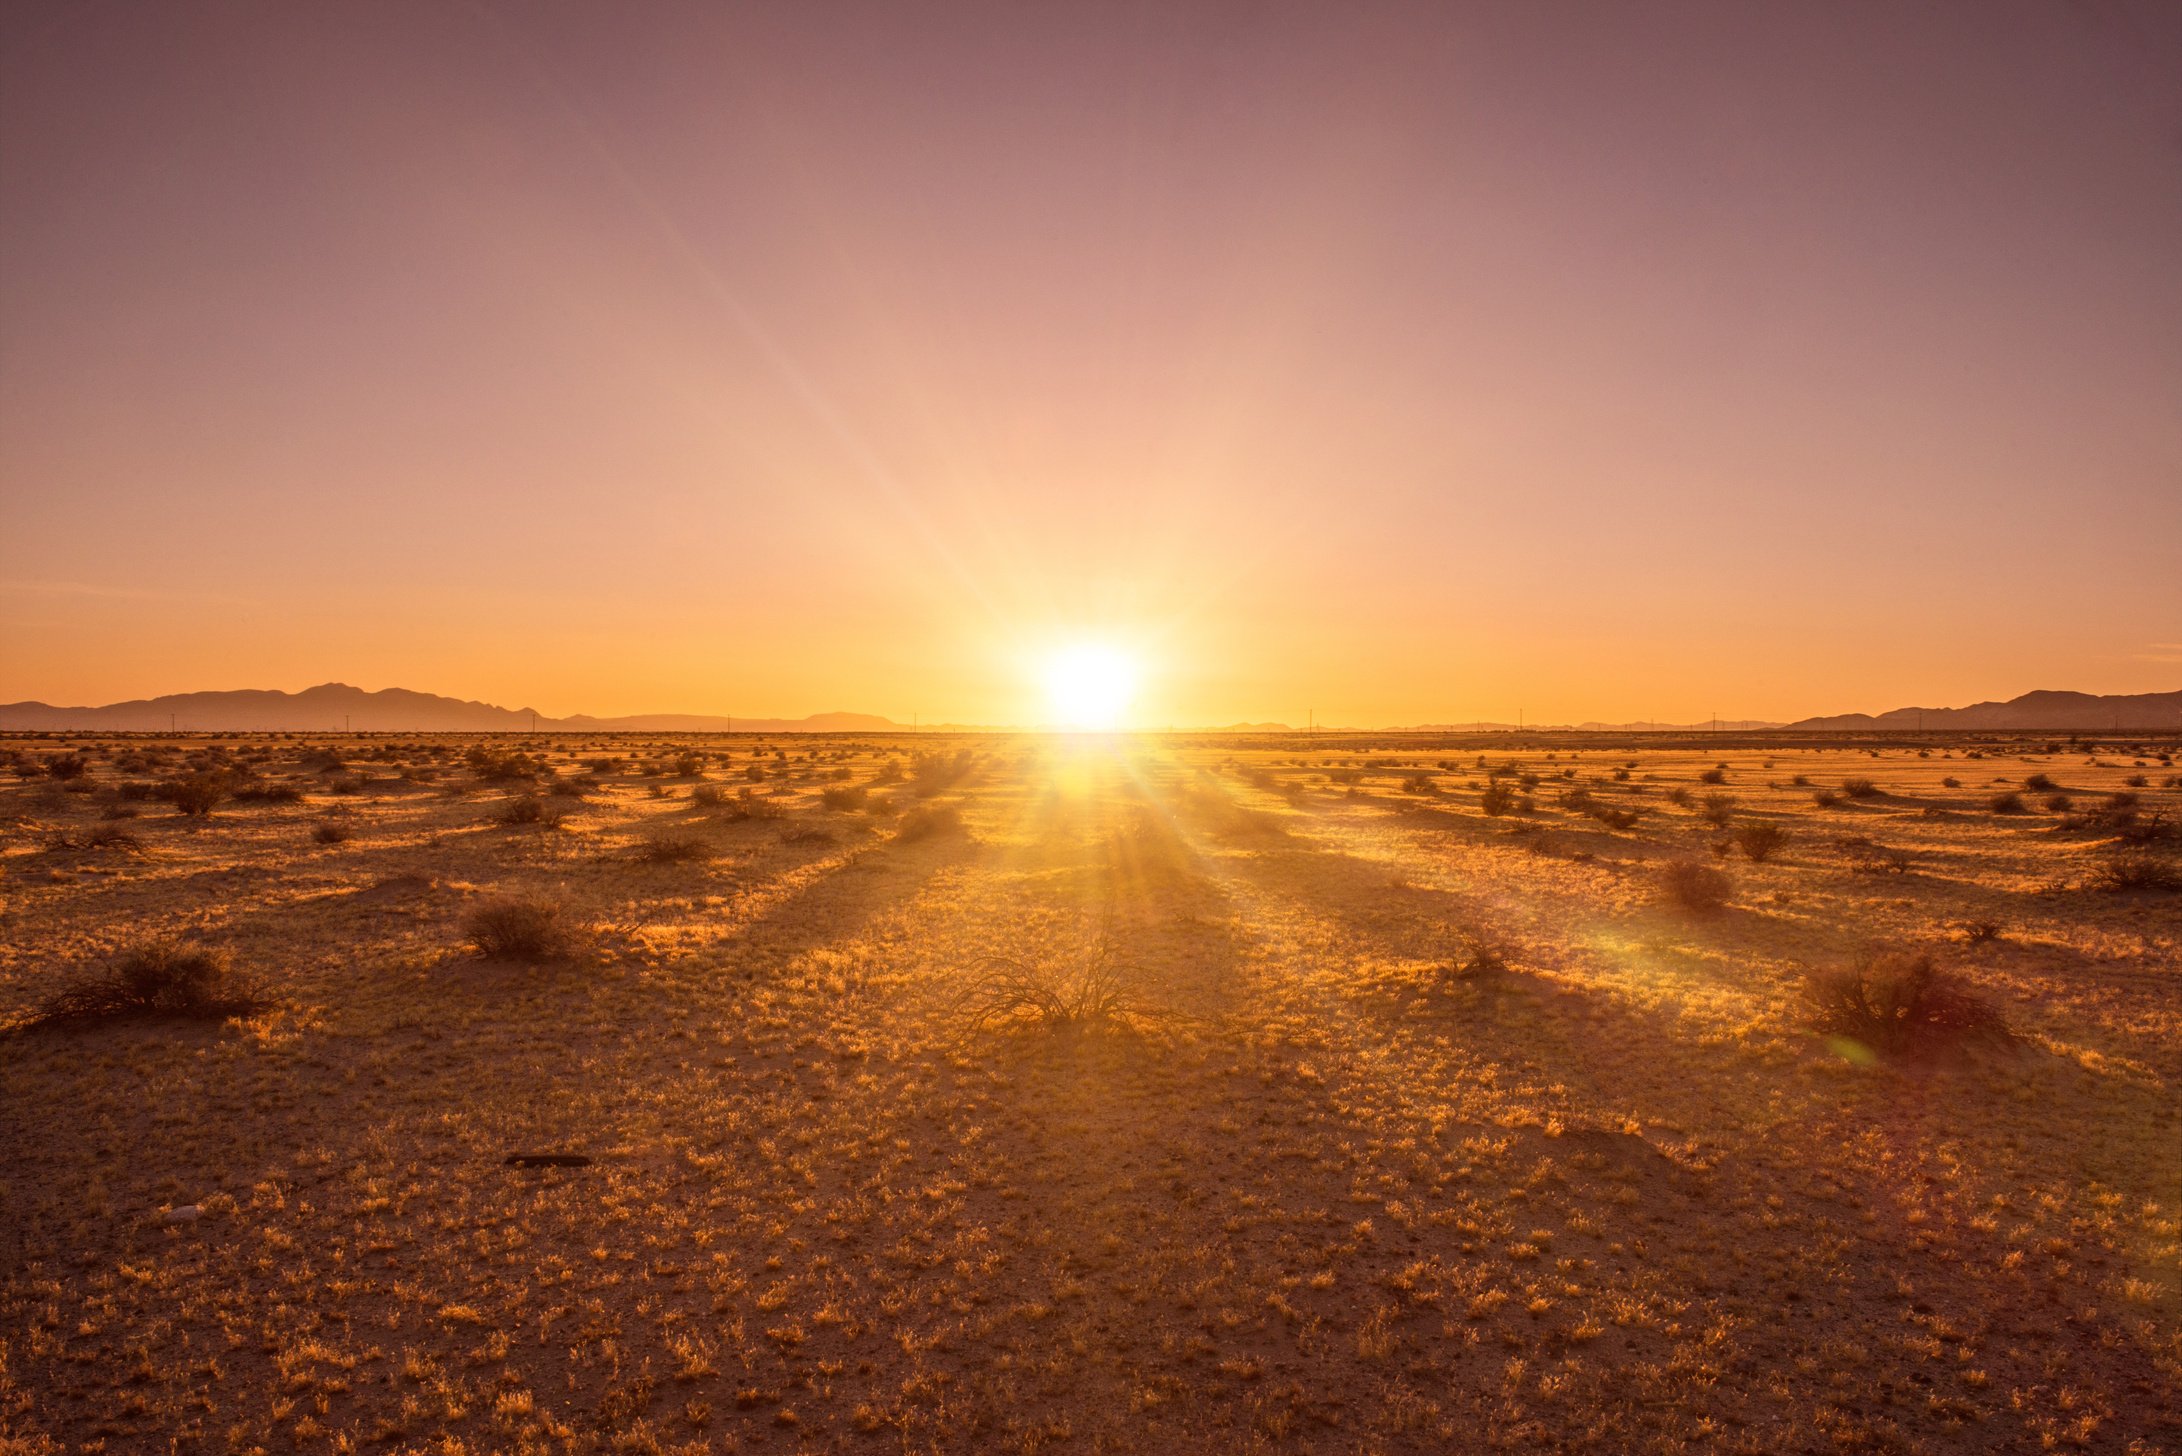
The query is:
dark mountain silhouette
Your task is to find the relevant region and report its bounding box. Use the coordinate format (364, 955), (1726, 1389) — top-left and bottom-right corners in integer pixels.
(0, 683), (899, 733)
(1, 683), (2174, 734)
(1788, 689), (2181, 732)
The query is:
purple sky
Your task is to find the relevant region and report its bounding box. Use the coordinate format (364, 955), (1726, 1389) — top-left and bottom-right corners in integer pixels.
(3, 1), (2178, 724)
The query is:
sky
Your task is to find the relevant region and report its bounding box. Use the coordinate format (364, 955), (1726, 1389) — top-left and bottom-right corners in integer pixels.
(2, 0), (2178, 727)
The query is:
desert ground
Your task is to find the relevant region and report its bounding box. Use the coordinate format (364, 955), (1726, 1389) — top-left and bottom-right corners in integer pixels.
(0, 730), (2177, 1455)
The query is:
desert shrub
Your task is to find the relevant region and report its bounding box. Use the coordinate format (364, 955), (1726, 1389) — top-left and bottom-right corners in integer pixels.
(1479, 781), (1518, 816)
(1735, 823), (1788, 863)
(896, 803), (966, 843)
(2089, 850), (2180, 893)
(1957, 919), (2001, 944)
(1587, 804), (1641, 831)
(1987, 791), (2027, 814)
(690, 783), (728, 809)
(2043, 793), (2073, 813)
(1842, 778), (1880, 799)
(463, 899), (577, 960)
(232, 781), (303, 804)
(467, 747), (542, 782)
(18, 941), (262, 1030)
(84, 824), (142, 851)
(673, 753), (705, 777)
(1698, 767), (1727, 785)
(821, 784), (871, 812)
(494, 795), (565, 827)
(1698, 792), (1737, 828)
(637, 831), (714, 864)
(44, 754), (89, 781)
(1790, 774), (1810, 786)
(1659, 860), (1730, 912)
(1941, 777), (1960, 788)
(312, 819), (352, 844)
(159, 772), (228, 817)
(1812, 788), (1842, 808)
(1805, 952), (2013, 1059)
(1401, 773), (1436, 795)
(2024, 773), (2055, 792)
(1666, 786), (1691, 807)
(545, 776), (589, 798)
(723, 790), (784, 821)
(911, 750), (977, 798)
(2123, 774), (2148, 788)
(780, 825), (836, 846)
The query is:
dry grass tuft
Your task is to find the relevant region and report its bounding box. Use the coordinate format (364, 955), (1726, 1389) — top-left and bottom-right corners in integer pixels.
(637, 831), (715, 864)
(954, 944), (1144, 1035)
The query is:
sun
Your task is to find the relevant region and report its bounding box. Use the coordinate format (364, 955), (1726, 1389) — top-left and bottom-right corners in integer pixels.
(1041, 643), (1140, 731)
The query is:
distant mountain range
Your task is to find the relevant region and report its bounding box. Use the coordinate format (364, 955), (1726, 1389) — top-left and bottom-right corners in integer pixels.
(0, 683), (898, 733)
(0, 683), (2173, 733)
(1784, 689), (2181, 732)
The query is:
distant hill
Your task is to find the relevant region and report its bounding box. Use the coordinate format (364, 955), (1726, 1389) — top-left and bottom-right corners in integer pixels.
(0, 683), (901, 733)
(1788, 689), (2182, 732)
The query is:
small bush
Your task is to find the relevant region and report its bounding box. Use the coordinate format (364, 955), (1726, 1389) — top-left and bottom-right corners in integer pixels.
(232, 781), (303, 804)
(312, 820), (352, 844)
(1812, 788), (1842, 808)
(44, 754), (89, 781)
(1842, 778), (1880, 799)
(895, 803), (966, 843)
(1698, 767), (1726, 785)
(673, 753), (705, 777)
(463, 899), (577, 960)
(1805, 952), (2012, 1059)
(1479, 781), (1518, 816)
(690, 783), (728, 809)
(637, 831), (715, 864)
(19, 942), (262, 1030)
(821, 784), (871, 812)
(2024, 773), (2055, 792)
(494, 795), (565, 827)
(1987, 791), (2027, 814)
(1735, 823), (1787, 862)
(2089, 850), (2180, 893)
(1698, 792), (1737, 829)
(1659, 860), (1730, 913)
(2043, 793), (2073, 813)
(159, 773), (229, 817)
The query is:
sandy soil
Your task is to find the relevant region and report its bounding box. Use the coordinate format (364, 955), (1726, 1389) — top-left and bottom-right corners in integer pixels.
(1, 731), (2177, 1454)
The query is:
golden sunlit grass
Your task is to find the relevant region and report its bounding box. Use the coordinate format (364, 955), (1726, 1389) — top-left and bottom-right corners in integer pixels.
(0, 728), (2177, 1452)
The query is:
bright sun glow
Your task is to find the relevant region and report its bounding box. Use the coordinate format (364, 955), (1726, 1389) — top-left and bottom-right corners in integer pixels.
(1041, 644), (1140, 731)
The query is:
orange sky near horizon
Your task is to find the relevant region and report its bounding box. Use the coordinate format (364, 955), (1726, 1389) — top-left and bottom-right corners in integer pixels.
(3, 1), (2178, 728)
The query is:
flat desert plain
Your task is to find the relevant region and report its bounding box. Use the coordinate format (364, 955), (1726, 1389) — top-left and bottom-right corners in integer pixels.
(1, 732), (2177, 1455)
